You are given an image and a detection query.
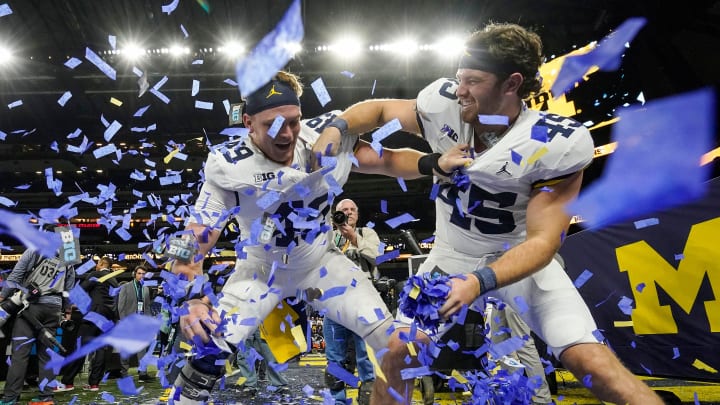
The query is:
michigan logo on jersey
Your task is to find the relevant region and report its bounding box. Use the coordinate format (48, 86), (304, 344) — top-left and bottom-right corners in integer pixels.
(266, 85), (283, 99)
(440, 124), (459, 142)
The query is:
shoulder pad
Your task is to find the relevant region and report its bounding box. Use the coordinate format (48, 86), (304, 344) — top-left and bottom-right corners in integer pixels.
(417, 78), (460, 115)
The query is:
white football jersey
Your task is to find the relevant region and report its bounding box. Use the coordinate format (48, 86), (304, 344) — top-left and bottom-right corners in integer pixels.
(416, 78), (594, 256)
(193, 111), (356, 268)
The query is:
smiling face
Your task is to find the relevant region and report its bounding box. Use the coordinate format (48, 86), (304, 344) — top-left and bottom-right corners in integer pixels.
(245, 104), (302, 166)
(455, 68), (506, 123)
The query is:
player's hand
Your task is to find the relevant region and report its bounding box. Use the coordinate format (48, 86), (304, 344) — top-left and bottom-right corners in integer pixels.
(335, 223), (354, 240)
(179, 298), (222, 343)
(311, 126), (343, 169)
(437, 143), (474, 174)
(438, 275), (481, 319)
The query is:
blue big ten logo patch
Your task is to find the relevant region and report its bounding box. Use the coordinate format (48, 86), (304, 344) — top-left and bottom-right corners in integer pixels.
(254, 172), (277, 183)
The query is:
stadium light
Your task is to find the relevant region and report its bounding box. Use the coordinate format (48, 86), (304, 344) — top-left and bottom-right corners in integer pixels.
(168, 44), (190, 57)
(284, 41), (302, 55)
(120, 43), (146, 61)
(329, 35), (363, 59)
(388, 38), (419, 57)
(0, 45), (14, 65)
(218, 41), (245, 58)
(432, 35), (465, 58)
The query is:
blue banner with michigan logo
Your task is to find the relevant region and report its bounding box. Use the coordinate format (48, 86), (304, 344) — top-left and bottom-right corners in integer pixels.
(559, 177), (720, 381)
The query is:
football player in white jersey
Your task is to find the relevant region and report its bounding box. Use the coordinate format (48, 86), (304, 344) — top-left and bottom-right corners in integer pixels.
(168, 71), (466, 404)
(313, 24), (663, 405)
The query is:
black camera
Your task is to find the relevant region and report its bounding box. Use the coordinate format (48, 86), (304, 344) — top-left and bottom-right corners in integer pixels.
(60, 319), (77, 332)
(0, 291), (27, 334)
(332, 211), (348, 225)
(373, 277), (397, 294)
(0, 282), (43, 337)
(0, 282), (44, 333)
(373, 277), (398, 314)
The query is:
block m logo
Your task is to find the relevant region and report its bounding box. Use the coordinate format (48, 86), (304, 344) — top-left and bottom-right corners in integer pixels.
(616, 217), (720, 334)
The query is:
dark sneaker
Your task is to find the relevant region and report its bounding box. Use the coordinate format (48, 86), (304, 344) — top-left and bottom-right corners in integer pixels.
(82, 384), (100, 391)
(358, 380), (374, 405)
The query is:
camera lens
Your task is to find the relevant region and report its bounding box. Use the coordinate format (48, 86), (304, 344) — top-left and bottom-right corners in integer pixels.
(61, 319), (77, 332)
(332, 211), (347, 225)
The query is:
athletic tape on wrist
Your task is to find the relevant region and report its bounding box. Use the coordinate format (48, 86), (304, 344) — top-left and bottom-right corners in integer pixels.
(417, 153), (440, 176)
(432, 155), (454, 177)
(471, 266), (498, 294)
(326, 118), (349, 135)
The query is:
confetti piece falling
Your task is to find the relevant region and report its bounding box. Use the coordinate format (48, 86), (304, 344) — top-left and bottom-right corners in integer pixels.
(64, 58), (81, 69)
(478, 114), (509, 125)
(385, 213), (416, 229)
(57, 91), (72, 106)
(267, 115), (286, 138)
(134, 105), (150, 117)
(569, 88), (715, 228)
(85, 47), (116, 80)
(103, 120), (122, 142)
(47, 314), (161, 370)
(692, 359), (718, 373)
(311, 77), (331, 107)
(195, 100), (214, 110)
(0, 3), (11, 17)
(633, 217), (659, 229)
(552, 17), (647, 97)
(192, 80), (200, 96)
(530, 125), (548, 143)
(161, 0), (179, 14)
(235, 0), (303, 97)
(0, 211), (62, 257)
(573, 269), (594, 288)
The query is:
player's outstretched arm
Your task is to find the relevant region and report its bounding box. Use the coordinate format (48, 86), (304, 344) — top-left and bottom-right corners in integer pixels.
(312, 99), (421, 157)
(353, 141), (473, 179)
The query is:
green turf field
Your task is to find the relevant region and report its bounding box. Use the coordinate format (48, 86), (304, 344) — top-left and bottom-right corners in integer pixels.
(2, 357), (720, 404)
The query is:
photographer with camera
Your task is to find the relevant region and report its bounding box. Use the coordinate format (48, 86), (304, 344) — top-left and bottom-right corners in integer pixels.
(0, 242), (76, 405)
(55, 256), (119, 393)
(325, 198), (380, 405)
